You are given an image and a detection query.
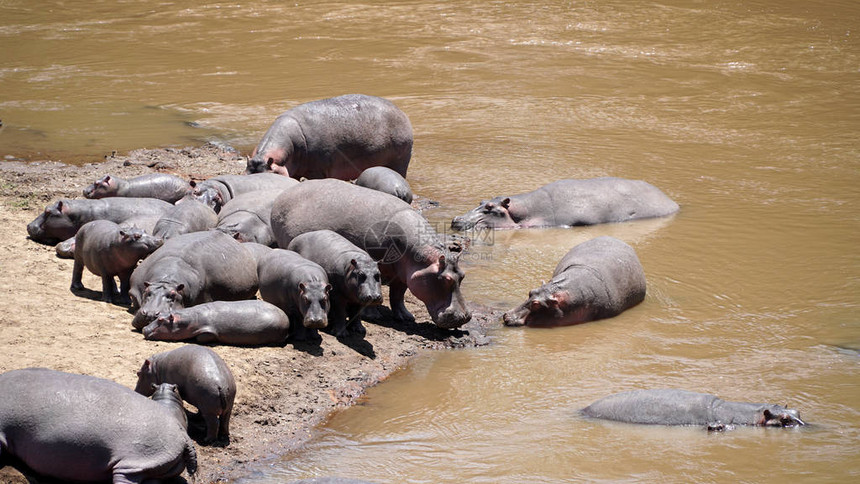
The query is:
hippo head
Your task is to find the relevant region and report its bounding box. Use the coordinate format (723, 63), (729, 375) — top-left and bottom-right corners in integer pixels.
(759, 406), (806, 427)
(133, 358), (158, 396)
(82, 174), (118, 199)
(119, 226), (164, 256)
(451, 197), (516, 231)
(502, 279), (578, 327)
(344, 258), (384, 306)
(132, 281), (187, 330)
(408, 249), (471, 329)
(298, 281), (331, 329)
(189, 180), (226, 212)
(142, 313), (190, 341)
(245, 147), (290, 176)
(151, 382), (183, 403)
(27, 200), (77, 244)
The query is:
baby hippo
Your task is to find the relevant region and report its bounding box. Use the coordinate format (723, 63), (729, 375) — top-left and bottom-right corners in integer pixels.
(354, 166), (414, 204)
(581, 389), (806, 430)
(258, 249), (331, 342)
(142, 300), (291, 346)
(135, 345), (236, 444)
(287, 230), (383, 337)
(83, 173), (190, 203)
(71, 220), (163, 304)
(151, 382), (189, 431)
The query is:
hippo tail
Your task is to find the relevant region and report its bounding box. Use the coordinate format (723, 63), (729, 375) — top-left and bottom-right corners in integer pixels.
(183, 435), (198, 482)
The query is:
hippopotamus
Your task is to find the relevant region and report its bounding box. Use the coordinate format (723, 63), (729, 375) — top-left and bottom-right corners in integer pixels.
(54, 236), (76, 258)
(245, 94), (413, 180)
(215, 189), (285, 246)
(135, 345), (236, 444)
(503, 236), (645, 327)
(71, 220), (164, 304)
(150, 382), (189, 431)
(581, 389), (806, 430)
(190, 172), (298, 212)
(0, 368), (197, 482)
(83, 173), (190, 203)
(287, 230), (384, 337)
(27, 197), (173, 245)
(129, 230), (259, 329)
(354, 166), (413, 204)
(271, 179), (470, 329)
(153, 197), (218, 239)
(451, 177), (679, 231)
(242, 241), (274, 266)
(142, 300), (290, 346)
(258, 249), (331, 341)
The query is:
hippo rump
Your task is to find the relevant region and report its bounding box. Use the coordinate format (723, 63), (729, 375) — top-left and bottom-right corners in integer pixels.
(83, 173), (190, 203)
(135, 345), (236, 444)
(581, 389), (806, 430)
(27, 197), (173, 245)
(215, 189), (286, 246)
(0, 368), (196, 482)
(153, 197), (218, 239)
(354, 166), (414, 204)
(271, 179), (470, 329)
(143, 300), (290, 346)
(245, 94), (413, 180)
(190, 172), (298, 212)
(451, 177), (679, 230)
(503, 236), (645, 327)
(258, 249), (331, 341)
(129, 230), (259, 329)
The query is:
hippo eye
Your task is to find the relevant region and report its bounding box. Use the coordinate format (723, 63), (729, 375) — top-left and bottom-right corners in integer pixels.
(374, 273), (381, 281)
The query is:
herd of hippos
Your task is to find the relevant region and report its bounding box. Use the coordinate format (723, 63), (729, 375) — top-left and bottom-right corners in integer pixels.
(2, 94), (805, 483)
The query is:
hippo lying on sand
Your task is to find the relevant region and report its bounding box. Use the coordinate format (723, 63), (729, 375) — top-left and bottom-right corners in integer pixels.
(153, 197), (218, 239)
(215, 189), (285, 246)
(581, 389), (806, 429)
(245, 94), (413, 180)
(503, 236), (645, 327)
(0, 367), (196, 482)
(190, 173), (298, 212)
(143, 300), (290, 346)
(451, 177), (679, 230)
(83, 173), (190, 203)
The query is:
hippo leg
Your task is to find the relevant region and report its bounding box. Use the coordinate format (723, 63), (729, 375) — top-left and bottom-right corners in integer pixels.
(101, 275), (119, 303)
(346, 305), (367, 337)
(71, 259), (85, 291)
(116, 269), (133, 305)
(219, 403), (233, 440)
(327, 296), (349, 338)
(202, 413), (220, 444)
(389, 280), (415, 322)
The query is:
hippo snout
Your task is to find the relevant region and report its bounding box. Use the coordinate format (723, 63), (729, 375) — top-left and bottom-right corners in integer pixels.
(303, 316), (328, 329)
(502, 308), (527, 327)
(432, 307), (472, 329)
(450, 216), (475, 232)
(360, 292), (384, 306)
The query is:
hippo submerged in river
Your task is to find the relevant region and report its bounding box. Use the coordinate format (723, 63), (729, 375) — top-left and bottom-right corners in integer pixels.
(245, 94), (413, 180)
(452, 177), (679, 230)
(503, 236), (646, 327)
(581, 389), (806, 430)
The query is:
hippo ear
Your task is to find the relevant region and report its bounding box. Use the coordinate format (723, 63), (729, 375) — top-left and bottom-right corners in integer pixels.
(500, 198), (511, 209)
(175, 283), (185, 294)
(189, 180), (197, 188)
(151, 383), (158, 391)
(437, 254), (446, 272)
(325, 283), (332, 294)
(349, 258), (358, 270)
(267, 157), (275, 168)
(298, 282), (306, 293)
(119, 229), (129, 240)
(143, 281), (151, 288)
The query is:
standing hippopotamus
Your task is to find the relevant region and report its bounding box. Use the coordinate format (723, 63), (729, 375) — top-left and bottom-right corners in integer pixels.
(287, 230), (384, 337)
(354, 166), (414, 204)
(135, 345), (236, 444)
(271, 179), (470, 329)
(27, 197), (173, 244)
(190, 173), (298, 212)
(503, 236), (645, 327)
(129, 230), (259, 329)
(0, 368), (197, 482)
(71, 220), (164, 304)
(245, 94), (413, 180)
(258, 249), (332, 342)
(83, 173), (190, 203)
(451, 177), (679, 230)
(215, 189), (286, 246)
(150, 382), (189, 431)
(153, 197), (218, 239)
(142, 300), (290, 346)
(581, 389), (806, 430)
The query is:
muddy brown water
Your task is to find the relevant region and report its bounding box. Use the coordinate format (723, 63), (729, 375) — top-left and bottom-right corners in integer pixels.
(3, 0), (859, 482)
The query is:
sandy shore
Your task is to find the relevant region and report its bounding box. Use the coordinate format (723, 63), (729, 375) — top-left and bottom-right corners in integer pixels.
(0, 144), (496, 483)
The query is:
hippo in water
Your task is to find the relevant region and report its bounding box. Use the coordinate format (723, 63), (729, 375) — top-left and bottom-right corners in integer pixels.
(83, 173), (190, 203)
(0, 368), (197, 482)
(581, 389), (806, 430)
(503, 236), (645, 327)
(245, 94), (413, 180)
(354, 166), (414, 204)
(451, 177), (679, 231)
(271, 179), (470, 329)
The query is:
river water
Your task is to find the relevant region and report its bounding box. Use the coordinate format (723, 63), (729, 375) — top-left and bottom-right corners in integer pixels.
(3, 1), (859, 482)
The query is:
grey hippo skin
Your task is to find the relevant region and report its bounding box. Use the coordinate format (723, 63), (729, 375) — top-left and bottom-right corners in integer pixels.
(451, 177), (679, 230)
(129, 230), (259, 329)
(71, 220), (163, 304)
(26, 197), (173, 245)
(150, 383), (189, 431)
(135, 345), (236, 444)
(503, 236), (645, 327)
(83, 173), (190, 204)
(581, 389), (806, 429)
(245, 94), (413, 180)
(0, 368), (197, 483)
(271, 179), (471, 329)
(258, 249), (331, 342)
(153, 197), (218, 240)
(287, 230), (384, 338)
(354, 166), (414, 204)
(242, 242), (274, 266)
(215, 189), (286, 246)
(142, 300), (290, 346)
(190, 172), (298, 212)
